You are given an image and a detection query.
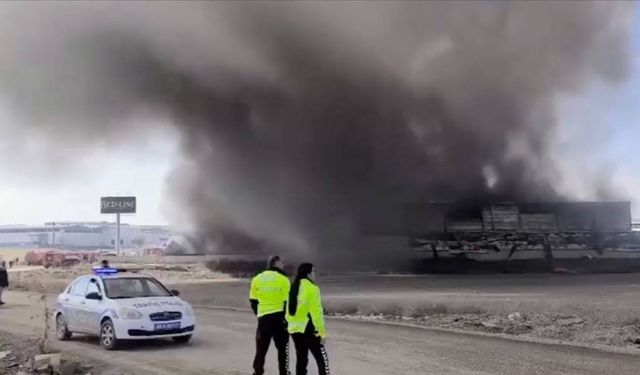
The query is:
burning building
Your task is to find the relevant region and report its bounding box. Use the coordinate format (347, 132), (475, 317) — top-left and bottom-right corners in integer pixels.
(402, 201), (640, 271)
(0, 2), (634, 263)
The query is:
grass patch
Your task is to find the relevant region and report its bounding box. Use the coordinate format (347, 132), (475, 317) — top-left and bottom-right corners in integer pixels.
(0, 248), (29, 263)
(326, 303), (359, 315)
(205, 259), (265, 277)
(372, 304), (404, 317)
(326, 301), (488, 319)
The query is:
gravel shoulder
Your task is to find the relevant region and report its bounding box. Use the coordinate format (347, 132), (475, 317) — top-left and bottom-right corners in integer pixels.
(7, 266), (640, 349)
(0, 330), (135, 375)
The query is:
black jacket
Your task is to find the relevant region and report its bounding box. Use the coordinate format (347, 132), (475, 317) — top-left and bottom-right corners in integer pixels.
(0, 269), (8, 288)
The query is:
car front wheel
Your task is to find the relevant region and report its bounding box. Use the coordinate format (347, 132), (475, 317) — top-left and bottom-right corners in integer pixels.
(172, 335), (192, 344)
(100, 319), (119, 350)
(55, 314), (72, 341)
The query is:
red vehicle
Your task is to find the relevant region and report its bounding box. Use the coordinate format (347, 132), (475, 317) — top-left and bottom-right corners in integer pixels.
(25, 249), (59, 266)
(26, 249), (84, 268)
(144, 247), (165, 256)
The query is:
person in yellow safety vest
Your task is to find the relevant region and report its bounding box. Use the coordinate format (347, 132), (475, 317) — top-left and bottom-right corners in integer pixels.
(287, 263), (330, 375)
(250, 255), (291, 375)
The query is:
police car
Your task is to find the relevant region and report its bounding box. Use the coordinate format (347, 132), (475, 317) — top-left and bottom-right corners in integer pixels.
(54, 268), (196, 350)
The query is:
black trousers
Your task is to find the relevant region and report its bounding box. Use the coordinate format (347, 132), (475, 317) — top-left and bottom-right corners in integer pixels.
(253, 312), (290, 375)
(291, 324), (330, 375)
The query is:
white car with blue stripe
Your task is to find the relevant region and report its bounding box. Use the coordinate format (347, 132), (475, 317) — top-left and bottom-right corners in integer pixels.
(54, 268), (196, 350)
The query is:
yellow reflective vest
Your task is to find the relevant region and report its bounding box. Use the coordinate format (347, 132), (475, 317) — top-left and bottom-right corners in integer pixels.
(286, 279), (326, 338)
(249, 269), (291, 317)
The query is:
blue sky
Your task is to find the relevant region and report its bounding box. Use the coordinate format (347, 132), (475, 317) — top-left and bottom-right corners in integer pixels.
(552, 4), (640, 206)
(599, 4), (640, 165)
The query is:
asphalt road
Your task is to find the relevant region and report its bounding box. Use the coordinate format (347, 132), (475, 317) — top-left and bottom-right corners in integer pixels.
(1, 291), (640, 374)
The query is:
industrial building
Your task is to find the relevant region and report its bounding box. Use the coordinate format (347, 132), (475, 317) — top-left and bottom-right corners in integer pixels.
(404, 201), (632, 234)
(0, 221), (172, 249)
(349, 201), (640, 272)
(401, 201), (640, 262)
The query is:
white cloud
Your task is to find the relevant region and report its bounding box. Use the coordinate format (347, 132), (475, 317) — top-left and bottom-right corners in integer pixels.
(0, 109), (179, 225)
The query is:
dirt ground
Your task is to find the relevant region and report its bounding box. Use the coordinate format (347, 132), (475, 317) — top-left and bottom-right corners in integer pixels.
(0, 248), (28, 263)
(7, 262), (640, 350)
(0, 331), (133, 375)
(6, 262), (231, 294)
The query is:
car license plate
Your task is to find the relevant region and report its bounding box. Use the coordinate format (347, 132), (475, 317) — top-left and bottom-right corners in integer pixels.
(154, 322), (180, 331)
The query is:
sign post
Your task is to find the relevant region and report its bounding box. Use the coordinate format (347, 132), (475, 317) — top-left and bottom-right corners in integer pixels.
(101, 196), (136, 256)
(116, 212), (121, 256)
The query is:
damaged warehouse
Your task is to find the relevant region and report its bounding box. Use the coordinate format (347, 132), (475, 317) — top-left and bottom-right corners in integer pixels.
(0, 2), (634, 263)
(402, 201), (640, 272)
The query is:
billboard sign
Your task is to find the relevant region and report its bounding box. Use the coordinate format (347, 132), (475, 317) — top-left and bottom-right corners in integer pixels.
(101, 196), (136, 214)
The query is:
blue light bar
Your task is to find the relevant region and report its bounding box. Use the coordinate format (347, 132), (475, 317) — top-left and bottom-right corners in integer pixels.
(92, 267), (119, 276)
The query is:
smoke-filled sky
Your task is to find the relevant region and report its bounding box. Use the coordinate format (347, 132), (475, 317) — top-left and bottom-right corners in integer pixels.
(0, 2), (637, 252)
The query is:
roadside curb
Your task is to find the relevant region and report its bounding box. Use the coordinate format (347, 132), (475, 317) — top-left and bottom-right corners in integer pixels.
(193, 304), (640, 356)
(193, 304), (250, 313)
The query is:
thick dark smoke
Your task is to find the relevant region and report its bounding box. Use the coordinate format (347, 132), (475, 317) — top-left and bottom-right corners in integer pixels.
(0, 2), (633, 257)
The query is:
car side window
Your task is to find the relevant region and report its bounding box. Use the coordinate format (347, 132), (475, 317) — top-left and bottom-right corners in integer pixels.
(85, 279), (101, 297)
(66, 279), (78, 294)
(70, 278), (89, 296)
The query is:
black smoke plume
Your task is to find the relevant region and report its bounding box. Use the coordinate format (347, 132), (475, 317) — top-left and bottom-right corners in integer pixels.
(0, 2), (632, 258)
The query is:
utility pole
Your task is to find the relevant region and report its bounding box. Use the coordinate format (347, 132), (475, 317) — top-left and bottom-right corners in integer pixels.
(51, 222), (56, 246)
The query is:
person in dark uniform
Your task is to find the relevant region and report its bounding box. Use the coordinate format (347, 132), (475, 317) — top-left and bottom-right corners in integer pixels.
(250, 255), (291, 375)
(0, 261), (8, 305)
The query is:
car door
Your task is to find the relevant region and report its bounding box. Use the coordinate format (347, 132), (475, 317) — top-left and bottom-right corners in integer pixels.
(57, 282), (76, 328)
(81, 277), (105, 333)
(65, 277), (89, 332)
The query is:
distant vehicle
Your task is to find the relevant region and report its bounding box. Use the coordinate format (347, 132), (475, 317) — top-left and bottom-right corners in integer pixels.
(58, 254), (81, 268)
(26, 249), (99, 267)
(97, 250), (117, 257)
(54, 268), (196, 350)
(44, 252), (83, 268)
(25, 249), (50, 265)
(144, 247), (165, 256)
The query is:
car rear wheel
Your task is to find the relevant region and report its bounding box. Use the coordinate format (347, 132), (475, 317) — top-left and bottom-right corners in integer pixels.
(172, 335), (192, 344)
(55, 314), (72, 341)
(100, 319), (119, 350)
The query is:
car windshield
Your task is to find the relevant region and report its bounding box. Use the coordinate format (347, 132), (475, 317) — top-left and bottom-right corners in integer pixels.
(103, 277), (172, 299)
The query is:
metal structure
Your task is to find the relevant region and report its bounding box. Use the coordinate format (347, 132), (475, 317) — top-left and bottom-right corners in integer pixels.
(405, 201), (631, 234)
(405, 201), (638, 262)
